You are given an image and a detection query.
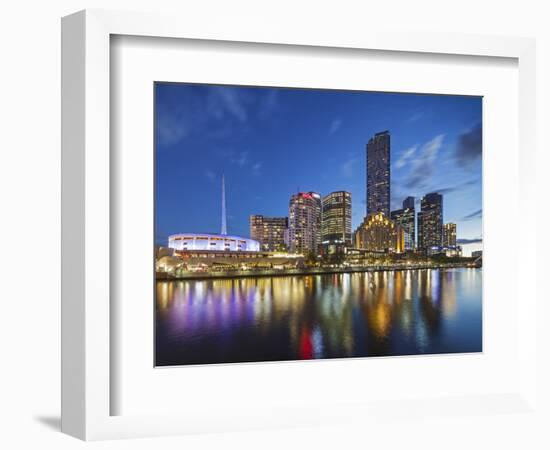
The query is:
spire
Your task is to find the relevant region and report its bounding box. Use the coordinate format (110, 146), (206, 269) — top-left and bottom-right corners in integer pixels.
(221, 174), (227, 235)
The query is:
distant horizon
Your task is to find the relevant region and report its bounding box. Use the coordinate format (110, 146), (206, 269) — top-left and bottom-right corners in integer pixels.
(155, 83), (482, 256)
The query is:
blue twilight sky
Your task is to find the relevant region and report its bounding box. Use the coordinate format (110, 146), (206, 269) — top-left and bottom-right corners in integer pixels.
(155, 83), (483, 256)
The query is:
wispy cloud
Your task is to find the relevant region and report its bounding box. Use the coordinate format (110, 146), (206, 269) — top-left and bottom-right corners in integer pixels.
(340, 155), (360, 178)
(329, 118), (343, 135)
(457, 238), (483, 245)
(455, 123), (482, 166)
(259, 89), (279, 118)
(395, 145), (418, 169)
(252, 162), (262, 176)
(403, 134), (445, 189)
(462, 208), (482, 221)
(156, 85), (281, 148)
(156, 107), (190, 146)
(232, 151), (249, 167)
(434, 178), (479, 195)
(406, 112), (424, 123)
(229, 150), (263, 176)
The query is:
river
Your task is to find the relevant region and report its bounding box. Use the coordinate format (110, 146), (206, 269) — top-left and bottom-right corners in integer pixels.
(155, 268), (482, 366)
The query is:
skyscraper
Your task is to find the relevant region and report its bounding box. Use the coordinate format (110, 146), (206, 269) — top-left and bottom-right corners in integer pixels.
(418, 192), (443, 250)
(443, 222), (457, 247)
(250, 215), (288, 252)
(366, 131), (390, 216)
(403, 196), (415, 210)
(391, 197), (416, 251)
(321, 191), (352, 246)
(288, 192), (322, 254)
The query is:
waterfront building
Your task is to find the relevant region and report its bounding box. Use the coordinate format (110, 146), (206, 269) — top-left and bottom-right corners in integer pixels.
(321, 191), (352, 253)
(353, 212), (400, 253)
(391, 197), (416, 250)
(288, 192), (322, 254)
(168, 175), (260, 253)
(157, 247), (303, 275)
(249, 215), (288, 252)
(445, 246), (462, 257)
(443, 222), (457, 247)
(472, 250), (483, 259)
(366, 131), (391, 216)
(168, 233), (260, 252)
(418, 192), (443, 250)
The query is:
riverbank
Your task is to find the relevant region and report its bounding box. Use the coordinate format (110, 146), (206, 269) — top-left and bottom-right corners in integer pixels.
(156, 262), (480, 281)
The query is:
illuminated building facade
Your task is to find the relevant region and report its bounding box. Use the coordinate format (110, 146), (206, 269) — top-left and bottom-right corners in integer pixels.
(443, 222), (457, 247)
(249, 215), (288, 252)
(168, 233), (260, 252)
(288, 192), (322, 254)
(418, 192), (443, 250)
(321, 191), (352, 246)
(391, 196), (416, 250)
(353, 212), (400, 253)
(366, 131), (391, 216)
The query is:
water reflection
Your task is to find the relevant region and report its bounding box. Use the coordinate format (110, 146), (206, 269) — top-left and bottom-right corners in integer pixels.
(155, 268), (482, 366)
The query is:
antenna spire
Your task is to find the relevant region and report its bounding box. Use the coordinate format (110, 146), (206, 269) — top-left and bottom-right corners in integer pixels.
(221, 174), (227, 235)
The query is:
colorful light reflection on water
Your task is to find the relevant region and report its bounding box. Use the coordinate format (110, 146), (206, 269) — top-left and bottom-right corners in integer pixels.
(155, 268), (482, 366)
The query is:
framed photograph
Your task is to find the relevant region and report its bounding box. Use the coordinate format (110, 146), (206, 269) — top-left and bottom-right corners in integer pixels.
(62, 9), (538, 441)
(153, 82), (483, 367)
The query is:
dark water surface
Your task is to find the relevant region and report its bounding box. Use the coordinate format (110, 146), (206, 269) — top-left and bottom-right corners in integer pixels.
(155, 268), (482, 366)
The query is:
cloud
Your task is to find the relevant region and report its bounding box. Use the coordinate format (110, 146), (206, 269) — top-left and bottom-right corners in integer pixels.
(206, 88), (249, 123)
(403, 134), (445, 189)
(329, 119), (343, 135)
(252, 162), (262, 176)
(156, 85), (280, 148)
(340, 156), (360, 178)
(406, 112), (424, 123)
(462, 209), (482, 221)
(259, 89), (279, 118)
(395, 145), (418, 169)
(156, 107), (190, 146)
(455, 124), (482, 166)
(434, 178), (479, 195)
(229, 149), (263, 176)
(457, 238), (483, 245)
(232, 151), (249, 167)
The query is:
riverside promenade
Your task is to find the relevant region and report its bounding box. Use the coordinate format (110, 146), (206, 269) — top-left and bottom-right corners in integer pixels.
(156, 261), (479, 281)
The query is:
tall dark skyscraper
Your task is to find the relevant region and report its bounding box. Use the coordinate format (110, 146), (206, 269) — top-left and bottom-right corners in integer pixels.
(418, 192), (443, 250)
(366, 131), (390, 216)
(403, 196), (415, 210)
(321, 191), (352, 246)
(391, 197), (416, 250)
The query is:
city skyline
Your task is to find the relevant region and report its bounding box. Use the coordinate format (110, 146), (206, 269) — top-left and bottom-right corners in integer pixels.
(155, 83), (482, 255)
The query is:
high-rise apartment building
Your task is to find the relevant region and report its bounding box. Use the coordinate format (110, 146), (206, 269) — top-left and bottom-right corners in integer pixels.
(403, 196), (415, 210)
(321, 191), (352, 246)
(443, 222), (457, 248)
(418, 192), (443, 250)
(249, 215), (288, 252)
(366, 131), (391, 216)
(390, 197), (416, 250)
(288, 192), (322, 254)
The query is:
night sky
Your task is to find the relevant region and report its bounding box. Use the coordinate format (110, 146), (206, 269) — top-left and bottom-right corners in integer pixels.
(155, 83), (482, 256)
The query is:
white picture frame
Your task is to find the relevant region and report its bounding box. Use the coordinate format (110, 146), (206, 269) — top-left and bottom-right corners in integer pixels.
(61, 9), (538, 441)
